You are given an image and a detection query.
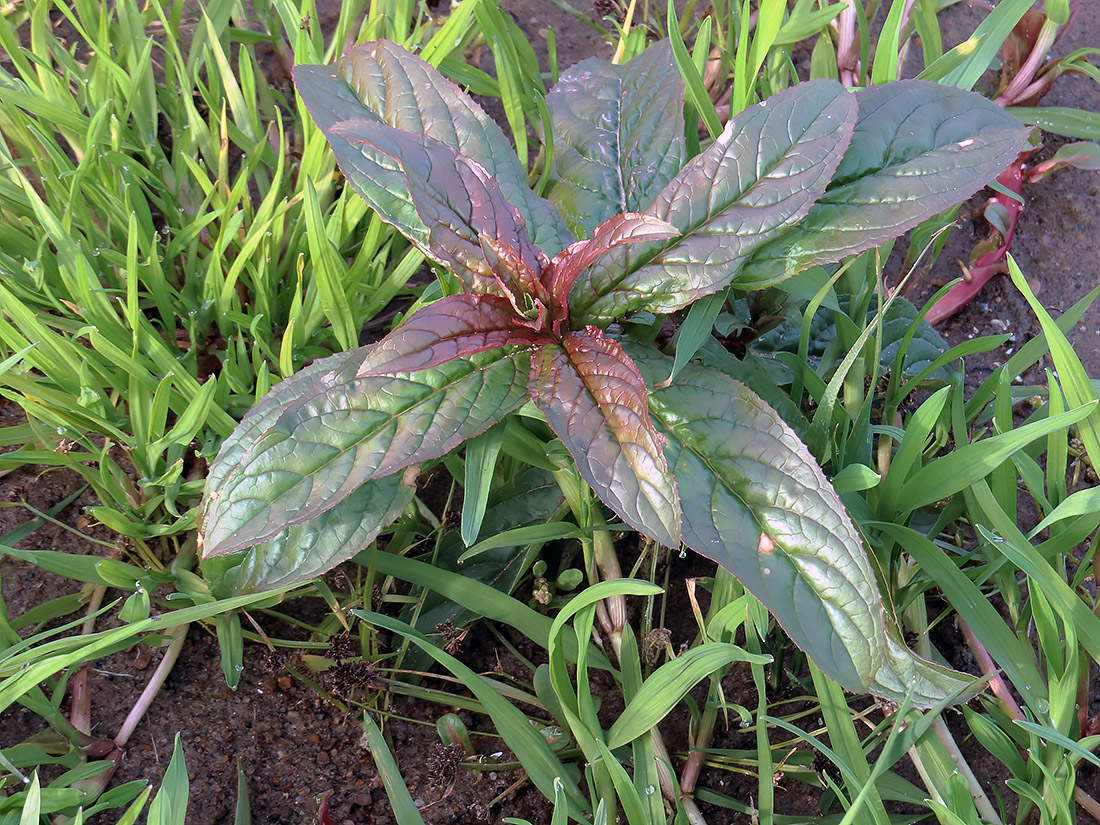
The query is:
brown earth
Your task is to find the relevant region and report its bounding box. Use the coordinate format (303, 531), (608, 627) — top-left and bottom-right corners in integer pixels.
(3, 1), (1100, 823)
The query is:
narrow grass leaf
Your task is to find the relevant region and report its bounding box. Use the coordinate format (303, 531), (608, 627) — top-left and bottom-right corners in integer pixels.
(304, 181), (356, 351)
(870, 0), (908, 85)
(899, 401), (1095, 512)
(353, 610), (590, 818)
(1008, 256), (1100, 474)
(667, 0), (721, 139)
(461, 424), (504, 547)
(872, 522), (1048, 709)
(920, 0), (1032, 89)
(360, 714), (426, 824)
(147, 735), (188, 825)
(457, 522), (580, 564)
(234, 760), (250, 825)
(1013, 720), (1100, 770)
(594, 740), (649, 825)
(607, 643), (769, 749)
(974, 516), (1100, 668)
(1030, 486), (1100, 537)
(361, 550), (610, 669)
(18, 772), (40, 825)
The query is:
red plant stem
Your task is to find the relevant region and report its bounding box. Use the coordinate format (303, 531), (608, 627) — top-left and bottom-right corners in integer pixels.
(70, 585), (108, 733)
(678, 702), (717, 795)
(957, 618), (1025, 721)
(925, 153), (1029, 325)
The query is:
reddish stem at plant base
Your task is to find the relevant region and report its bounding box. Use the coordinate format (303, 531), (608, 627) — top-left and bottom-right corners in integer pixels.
(925, 152), (1031, 325)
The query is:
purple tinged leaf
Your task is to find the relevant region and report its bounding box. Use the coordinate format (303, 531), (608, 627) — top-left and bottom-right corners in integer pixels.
(356, 294), (549, 377)
(737, 80), (1032, 288)
(294, 41), (571, 255)
(627, 344), (885, 692)
(331, 119), (546, 295)
(529, 330), (681, 548)
(571, 80), (858, 323)
(544, 213), (679, 316)
(478, 235), (552, 318)
(200, 346), (531, 557)
(547, 41), (686, 236)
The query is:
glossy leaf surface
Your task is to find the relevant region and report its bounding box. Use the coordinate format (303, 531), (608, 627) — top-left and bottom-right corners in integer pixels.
(201, 346), (530, 557)
(204, 349), (365, 500)
(869, 621), (979, 708)
(294, 41), (571, 255)
(544, 212), (678, 329)
(571, 80), (857, 323)
(331, 120), (545, 294)
(546, 40), (686, 235)
(737, 80), (1031, 287)
(530, 331), (680, 548)
(356, 294), (547, 377)
(203, 473), (415, 597)
(629, 345), (884, 691)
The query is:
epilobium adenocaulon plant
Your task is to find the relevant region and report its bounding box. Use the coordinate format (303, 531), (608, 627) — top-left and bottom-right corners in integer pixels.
(199, 40), (1027, 698)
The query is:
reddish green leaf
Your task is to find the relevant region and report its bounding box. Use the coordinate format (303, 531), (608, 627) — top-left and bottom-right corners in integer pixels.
(571, 80), (857, 323)
(294, 41), (571, 255)
(331, 119), (546, 294)
(356, 294), (548, 377)
(544, 213), (679, 306)
(200, 346), (530, 557)
(628, 345), (884, 691)
(546, 40), (686, 236)
(737, 80), (1031, 288)
(529, 331), (680, 548)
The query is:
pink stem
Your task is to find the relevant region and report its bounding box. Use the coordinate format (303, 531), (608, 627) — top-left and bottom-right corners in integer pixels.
(958, 619), (1026, 721)
(997, 18), (1060, 107)
(926, 153), (1030, 325)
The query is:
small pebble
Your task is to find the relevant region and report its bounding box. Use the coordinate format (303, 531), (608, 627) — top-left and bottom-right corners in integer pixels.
(277, 676), (293, 691)
(317, 750), (330, 766)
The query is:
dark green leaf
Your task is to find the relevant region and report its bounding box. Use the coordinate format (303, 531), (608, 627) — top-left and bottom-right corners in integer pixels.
(738, 81), (1030, 288)
(629, 344), (884, 691)
(402, 467), (565, 668)
(330, 120), (546, 294)
(571, 80), (857, 323)
(202, 473), (415, 596)
(294, 41), (571, 255)
(201, 346), (530, 557)
(752, 294), (952, 383)
(545, 40), (686, 236)
(869, 621), (979, 708)
(530, 332), (681, 548)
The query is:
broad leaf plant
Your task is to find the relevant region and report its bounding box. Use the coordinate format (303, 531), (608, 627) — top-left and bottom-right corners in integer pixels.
(199, 40), (1027, 697)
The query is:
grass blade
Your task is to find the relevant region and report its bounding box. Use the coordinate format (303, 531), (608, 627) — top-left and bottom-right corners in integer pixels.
(360, 714), (427, 824)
